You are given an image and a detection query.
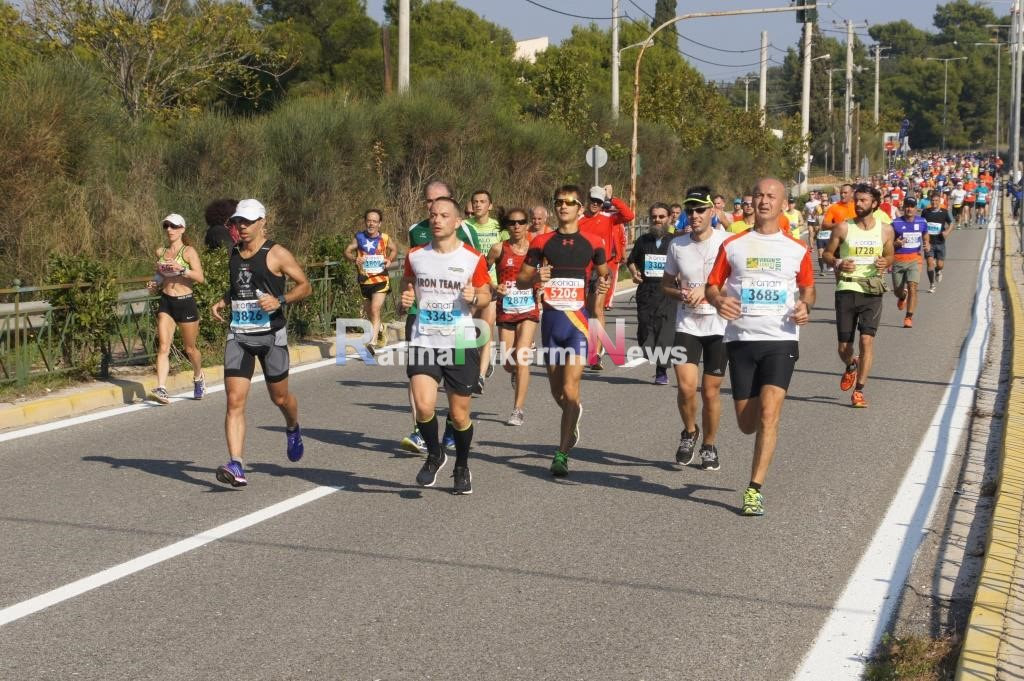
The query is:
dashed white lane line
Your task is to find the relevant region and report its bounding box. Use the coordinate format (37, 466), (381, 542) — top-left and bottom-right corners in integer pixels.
(0, 486), (339, 627)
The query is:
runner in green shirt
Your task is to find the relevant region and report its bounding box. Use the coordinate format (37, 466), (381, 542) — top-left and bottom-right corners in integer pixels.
(463, 189), (507, 393)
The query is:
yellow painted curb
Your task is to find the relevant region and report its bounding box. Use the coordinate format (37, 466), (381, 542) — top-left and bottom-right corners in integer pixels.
(956, 199), (1024, 680)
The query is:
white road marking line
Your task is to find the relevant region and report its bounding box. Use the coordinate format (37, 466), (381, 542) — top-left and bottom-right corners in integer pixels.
(0, 486), (338, 627)
(793, 208), (998, 678)
(622, 357), (649, 368)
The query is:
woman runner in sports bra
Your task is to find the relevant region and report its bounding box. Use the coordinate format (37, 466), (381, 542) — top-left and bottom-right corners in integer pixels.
(147, 213), (205, 404)
(487, 208), (540, 426)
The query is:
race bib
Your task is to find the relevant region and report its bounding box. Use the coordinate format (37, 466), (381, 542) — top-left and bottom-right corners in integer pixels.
(901, 232), (922, 249)
(847, 238), (881, 265)
(230, 300), (270, 333)
(362, 254), (385, 275)
(644, 254), (667, 278)
(816, 229), (831, 241)
(926, 221), (943, 235)
(740, 277), (788, 316)
(543, 277), (585, 311)
(417, 300), (461, 334)
(158, 262), (183, 276)
(502, 281), (536, 314)
(685, 281), (715, 315)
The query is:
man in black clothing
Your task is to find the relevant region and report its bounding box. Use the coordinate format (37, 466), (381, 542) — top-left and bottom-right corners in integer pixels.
(920, 189), (954, 293)
(204, 198), (239, 251)
(627, 202), (676, 385)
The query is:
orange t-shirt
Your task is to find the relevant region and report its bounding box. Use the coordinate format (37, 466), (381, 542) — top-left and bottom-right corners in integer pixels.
(823, 201), (856, 226)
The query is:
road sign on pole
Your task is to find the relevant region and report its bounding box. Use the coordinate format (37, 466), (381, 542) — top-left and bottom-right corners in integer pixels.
(586, 145), (608, 187)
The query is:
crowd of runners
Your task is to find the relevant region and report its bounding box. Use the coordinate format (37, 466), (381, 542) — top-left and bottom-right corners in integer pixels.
(146, 152), (1000, 516)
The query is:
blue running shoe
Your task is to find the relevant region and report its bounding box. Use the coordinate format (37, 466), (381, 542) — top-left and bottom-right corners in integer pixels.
(442, 420), (456, 452)
(216, 459), (247, 487)
(286, 426), (304, 462)
(193, 374), (205, 400)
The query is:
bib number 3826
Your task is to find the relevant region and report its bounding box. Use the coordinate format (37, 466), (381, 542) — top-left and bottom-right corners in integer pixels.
(230, 300), (270, 332)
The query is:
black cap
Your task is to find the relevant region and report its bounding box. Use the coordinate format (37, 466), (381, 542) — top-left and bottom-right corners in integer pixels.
(683, 189), (713, 206)
(902, 198), (917, 208)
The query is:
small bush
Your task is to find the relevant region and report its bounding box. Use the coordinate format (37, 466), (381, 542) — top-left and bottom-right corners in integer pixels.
(44, 255), (118, 376)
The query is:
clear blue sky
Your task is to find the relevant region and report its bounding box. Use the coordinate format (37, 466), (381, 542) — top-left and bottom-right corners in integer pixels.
(368, 0), (981, 80)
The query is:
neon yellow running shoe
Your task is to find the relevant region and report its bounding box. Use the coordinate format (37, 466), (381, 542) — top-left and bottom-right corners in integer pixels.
(742, 487), (764, 516)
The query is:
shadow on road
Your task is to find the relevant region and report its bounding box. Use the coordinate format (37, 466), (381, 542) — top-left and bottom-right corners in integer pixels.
(475, 441), (740, 515)
(259, 425), (421, 459)
(82, 455), (231, 492)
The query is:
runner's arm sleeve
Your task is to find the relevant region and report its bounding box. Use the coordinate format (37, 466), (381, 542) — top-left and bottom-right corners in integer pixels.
(705, 244), (730, 288)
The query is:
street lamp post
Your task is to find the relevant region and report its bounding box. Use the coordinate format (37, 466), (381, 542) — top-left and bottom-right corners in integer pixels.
(630, 4), (815, 214)
(801, 53), (830, 191)
(613, 38), (654, 120)
(827, 67), (844, 174)
(925, 56), (968, 150)
(975, 41), (1007, 156)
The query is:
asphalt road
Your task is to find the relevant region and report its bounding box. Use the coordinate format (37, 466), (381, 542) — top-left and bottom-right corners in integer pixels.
(0, 228), (987, 681)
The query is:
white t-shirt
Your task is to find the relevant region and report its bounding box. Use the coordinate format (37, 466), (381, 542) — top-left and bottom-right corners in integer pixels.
(951, 188), (966, 206)
(706, 229), (815, 342)
(404, 243), (490, 349)
(664, 231), (729, 337)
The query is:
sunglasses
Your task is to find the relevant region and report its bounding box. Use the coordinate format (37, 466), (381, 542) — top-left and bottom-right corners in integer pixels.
(741, 202), (753, 207)
(506, 218), (529, 226)
(553, 198), (582, 207)
(685, 206), (711, 215)
(228, 217), (258, 226)
(162, 222), (183, 230)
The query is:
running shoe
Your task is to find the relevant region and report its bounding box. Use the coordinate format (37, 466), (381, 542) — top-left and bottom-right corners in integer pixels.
(654, 370), (669, 386)
(928, 284), (937, 293)
(936, 270), (943, 283)
(699, 444), (720, 471)
(507, 408), (525, 426)
(474, 375), (485, 395)
(416, 451), (448, 487)
(485, 363), (495, 379)
(567, 403), (583, 450)
(286, 425), (304, 462)
(452, 465), (473, 495)
(896, 296), (906, 311)
(586, 357), (604, 372)
(152, 386), (170, 405)
(364, 342), (376, 358)
(903, 316), (913, 328)
(400, 430), (426, 454)
(839, 358), (859, 392)
(550, 450), (569, 476)
(216, 459), (247, 487)
(742, 487), (764, 516)
(442, 421), (456, 452)
(675, 427), (700, 466)
(851, 390), (868, 408)
(193, 375), (205, 400)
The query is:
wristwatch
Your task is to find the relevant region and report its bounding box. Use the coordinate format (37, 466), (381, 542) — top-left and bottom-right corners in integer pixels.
(277, 295), (287, 307)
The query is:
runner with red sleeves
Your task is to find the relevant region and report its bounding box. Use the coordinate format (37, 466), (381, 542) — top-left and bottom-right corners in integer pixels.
(580, 184), (634, 370)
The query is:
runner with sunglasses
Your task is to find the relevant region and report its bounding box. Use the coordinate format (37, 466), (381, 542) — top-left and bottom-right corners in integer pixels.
(518, 185), (610, 476)
(210, 199), (312, 487)
(487, 208), (539, 425)
(147, 213), (206, 405)
(627, 202), (675, 385)
(663, 188), (730, 471)
(728, 195), (755, 234)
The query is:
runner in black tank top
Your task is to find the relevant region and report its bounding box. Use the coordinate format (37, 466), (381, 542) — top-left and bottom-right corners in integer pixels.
(210, 199), (313, 488)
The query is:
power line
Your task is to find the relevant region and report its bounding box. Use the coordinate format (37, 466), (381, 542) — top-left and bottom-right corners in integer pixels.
(522, 0), (620, 21)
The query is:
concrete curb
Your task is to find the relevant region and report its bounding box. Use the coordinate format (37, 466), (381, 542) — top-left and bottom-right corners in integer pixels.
(0, 325), (404, 432)
(956, 200), (1024, 679)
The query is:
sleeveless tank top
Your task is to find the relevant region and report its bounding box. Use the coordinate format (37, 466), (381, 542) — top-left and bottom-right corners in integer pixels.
(355, 231), (390, 285)
(496, 241), (539, 323)
(229, 240), (286, 333)
(837, 220), (884, 294)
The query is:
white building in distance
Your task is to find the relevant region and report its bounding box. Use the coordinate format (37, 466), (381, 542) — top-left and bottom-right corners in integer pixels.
(515, 37), (549, 63)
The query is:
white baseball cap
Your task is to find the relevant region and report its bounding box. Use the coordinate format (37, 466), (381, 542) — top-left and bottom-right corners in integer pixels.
(231, 199), (266, 221)
(588, 186), (606, 202)
(162, 213), (186, 227)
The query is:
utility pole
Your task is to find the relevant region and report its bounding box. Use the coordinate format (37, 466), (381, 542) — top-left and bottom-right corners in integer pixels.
(799, 19), (813, 194)
(743, 76), (755, 112)
(1011, 9), (1019, 161)
(611, 0), (621, 120)
(844, 20), (853, 178)
(926, 56), (968, 150)
(1014, 0), (1023, 175)
(382, 25), (393, 95)
(871, 45), (889, 125)
(398, 0), (409, 93)
(759, 31), (768, 126)
(977, 35), (1008, 155)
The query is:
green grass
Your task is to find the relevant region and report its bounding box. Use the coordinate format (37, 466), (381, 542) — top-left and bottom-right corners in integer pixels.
(864, 633), (959, 681)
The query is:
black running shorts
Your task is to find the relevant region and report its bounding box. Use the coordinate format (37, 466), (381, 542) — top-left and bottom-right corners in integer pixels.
(834, 290), (883, 342)
(672, 332), (727, 376)
(406, 346), (480, 397)
(157, 293), (199, 324)
(726, 340), (799, 400)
